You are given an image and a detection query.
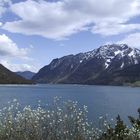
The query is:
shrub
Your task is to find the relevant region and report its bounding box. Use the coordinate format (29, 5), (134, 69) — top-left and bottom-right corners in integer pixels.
(0, 98), (140, 140)
(0, 98), (98, 140)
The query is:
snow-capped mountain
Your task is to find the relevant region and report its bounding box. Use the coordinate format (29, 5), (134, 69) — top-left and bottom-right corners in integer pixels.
(81, 44), (140, 69)
(93, 44), (140, 68)
(33, 44), (140, 85)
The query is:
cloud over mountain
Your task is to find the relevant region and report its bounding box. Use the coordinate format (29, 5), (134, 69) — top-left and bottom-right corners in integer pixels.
(0, 60), (37, 72)
(2, 0), (140, 40)
(117, 33), (140, 48)
(0, 34), (37, 72)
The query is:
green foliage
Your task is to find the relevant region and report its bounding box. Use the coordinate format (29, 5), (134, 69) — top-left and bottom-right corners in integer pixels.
(100, 109), (140, 140)
(100, 115), (129, 140)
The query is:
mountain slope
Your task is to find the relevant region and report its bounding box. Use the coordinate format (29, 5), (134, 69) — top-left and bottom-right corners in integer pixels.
(0, 64), (33, 84)
(16, 71), (36, 80)
(33, 44), (140, 85)
(32, 54), (86, 83)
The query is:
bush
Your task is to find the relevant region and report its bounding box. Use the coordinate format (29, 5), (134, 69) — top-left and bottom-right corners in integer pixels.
(0, 98), (98, 140)
(0, 98), (140, 140)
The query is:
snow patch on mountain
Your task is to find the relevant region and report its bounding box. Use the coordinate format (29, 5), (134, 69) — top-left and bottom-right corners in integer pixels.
(49, 44), (140, 71)
(79, 44), (140, 69)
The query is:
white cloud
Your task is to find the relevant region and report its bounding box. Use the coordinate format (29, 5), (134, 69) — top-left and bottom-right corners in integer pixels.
(0, 59), (37, 72)
(117, 32), (140, 48)
(92, 23), (140, 36)
(0, 34), (36, 72)
(2, 0), (140, 40)
(0, 34), (29, 59)
(0, 22), (2, 26)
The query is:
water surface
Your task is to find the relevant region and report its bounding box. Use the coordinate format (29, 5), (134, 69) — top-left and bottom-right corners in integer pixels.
(0, 84), (140, 124)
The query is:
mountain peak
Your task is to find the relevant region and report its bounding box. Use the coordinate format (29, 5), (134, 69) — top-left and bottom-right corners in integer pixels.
(99, 44), (130, 51)
(91, 44), (140, 68)
(33, 44), (140, 85)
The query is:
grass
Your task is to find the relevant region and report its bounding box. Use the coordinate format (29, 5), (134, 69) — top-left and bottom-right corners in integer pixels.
(0, 98), (140, 140)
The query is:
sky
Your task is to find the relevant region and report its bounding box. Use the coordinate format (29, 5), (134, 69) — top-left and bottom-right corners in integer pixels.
(0, 0), (140, 72)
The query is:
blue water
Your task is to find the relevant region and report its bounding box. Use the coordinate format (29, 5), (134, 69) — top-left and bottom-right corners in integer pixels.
(0, 84), (140, 124)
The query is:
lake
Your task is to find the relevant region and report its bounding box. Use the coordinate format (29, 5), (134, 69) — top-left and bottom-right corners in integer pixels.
(0, 84), (140, 124)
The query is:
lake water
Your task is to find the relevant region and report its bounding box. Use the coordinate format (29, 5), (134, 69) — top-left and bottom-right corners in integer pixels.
(0, 84), (140, 124)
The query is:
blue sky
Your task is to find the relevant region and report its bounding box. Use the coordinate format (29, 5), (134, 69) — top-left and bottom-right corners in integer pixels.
(0, 0), (140, 72)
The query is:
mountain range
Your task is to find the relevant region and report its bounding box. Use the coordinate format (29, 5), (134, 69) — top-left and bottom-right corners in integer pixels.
(0, 64), (32, 84)
(0, 44), (140, 85)
(16, 71), (36, 80)
(32, 44), (140, 86)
